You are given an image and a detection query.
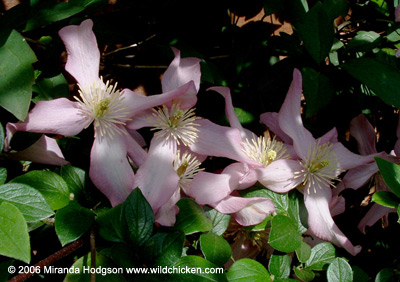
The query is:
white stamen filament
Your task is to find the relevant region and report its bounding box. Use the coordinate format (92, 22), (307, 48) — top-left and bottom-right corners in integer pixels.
(243, 135), (288, 166)
(173, 150), (204, 193)
(75, 78), (131, 139)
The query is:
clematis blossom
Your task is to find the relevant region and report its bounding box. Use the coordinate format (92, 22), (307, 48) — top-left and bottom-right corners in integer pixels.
(5, 19), (195, 206)
(343, 114), (397, 233)
(260, 69), (376, 255)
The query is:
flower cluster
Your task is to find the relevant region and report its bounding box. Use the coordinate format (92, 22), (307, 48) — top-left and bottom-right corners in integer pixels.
(4, 19), (393, 257)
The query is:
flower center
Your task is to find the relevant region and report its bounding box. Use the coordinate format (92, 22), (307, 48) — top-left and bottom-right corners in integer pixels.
(75, 79), (131, 139)
(243, 135), (288, 166)
(295, 140), (341, 194)
(173, 150), (204, 193)
(149, 102), (200, 146)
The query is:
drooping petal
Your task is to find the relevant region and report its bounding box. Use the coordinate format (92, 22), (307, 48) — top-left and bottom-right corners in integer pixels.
(207, 86), (253, 140)
(222, 162), (258, 190)
(162, 47), (201, 94)
(122, 81), (197, 122)
(6, 99), (90, 140)
(89, 130), (135, 206)
(278, 69), (314, 158)
(6, 135), (69, 166)
(189, 119), (261, 166)
(256, 159), (303, 192)
(350, 114), (377, 155)
(358, 204), (397, 234)
(343, 162), (379, 189)
(234, 198), (276, 226)
(187, 171), (233, 205)
(134, 138), (180, 213)
(58, 19), (100, 87)
(125, 132), (147, 167)
(155, 189), (181, 226)
(396, 4), (400, 22)
(260, 112), (292, 144)
(211, 196), (275, 226)
(304, 185), (362, 256)
(318, 127), (338, 144)
(330, 182), (346, 216)
(332, 142), (376, 170)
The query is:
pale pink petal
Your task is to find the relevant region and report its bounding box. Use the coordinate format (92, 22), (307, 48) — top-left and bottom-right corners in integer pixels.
(207, 86), (253, 140)
(358, 204), (397, 234)
(222, 162), (258, 190)
(187, 171), (233, 205)
(278, 69), (314, 158)
(155, 189), (181, 226)
(89, 130), (135, 206)
(350, 114), (377, 155)
(234, 198), (276, 226)
(304, 185), (362, 256)
(318, 128), (338, 144)
(58, 19), (100, 87)
(134, 138), (180, 213)
(260, 112), (292, 144)
(333, 142), (376, 170)
(6, 99), (90, 139)
(343, 162), (379, 189)
(396, 5), (400, 22)
(210, 196), (275, 226)
(162, 47), (201, 94)
(6, 135), (69, 166)
(125, 133), (147, 167)
(256, 159), (303, 192)
(330, 183), (345, 216)
(189, 119), (261, 166)
(122, 81), (197, 119)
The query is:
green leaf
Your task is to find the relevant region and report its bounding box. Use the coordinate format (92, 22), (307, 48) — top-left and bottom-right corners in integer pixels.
(0, 168), (6, 185)
(144, 231), (185, 267)
(233, 107), (254, 125)
(375, 157), (400, 198)
(268, 215), (302, 252)
(0, 202), (30, 263)
(59, 165), (88, 204)
(171, 256), (228, 282)
(0, 29), (36, 120)
(294, 267), (315, 281)
(32, 73), (69, 103)
(387, 24), (400, 42)
(372, 191), (400, 208)
(55, 201), (94, 246)
(322, 0), (349, 21)
(288, 190), (308, 233)
(11, 170), (69, 210)
(327, 258), (353, 282)
(370, 0), (390, 16)
(96, 205), (123, 243)
(302, 67), (335, 116)
(341, 58), (400, 109)
(240, 184), (288, 214)
(0, 183), (53, 222)
(375, 268), (399, 282)
(268, 254), (291, 279)
(298, 2), (334, 64)
(227, 258), (271, 282)
(346, 31), (381, 52)
(352, 266), (370, 282)
(305, 242), (336, 271)
(174, 198), (212, 235)
(200, 232), (232, 266)
(64, 252), (126, 282)
(295, 241), (312, 263)
(264, 0), (285, 16)
(0, 260), (14, 282)
(121, 188), (154, 246)
(204, 207), (231, 236)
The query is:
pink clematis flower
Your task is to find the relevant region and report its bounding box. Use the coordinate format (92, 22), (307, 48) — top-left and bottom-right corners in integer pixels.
(260, 69), (375, 255)
(343, 114), (397, 233)
(5, 19), (195, 206)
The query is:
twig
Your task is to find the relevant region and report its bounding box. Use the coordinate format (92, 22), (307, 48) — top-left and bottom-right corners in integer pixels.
(7, 239), (85, 282)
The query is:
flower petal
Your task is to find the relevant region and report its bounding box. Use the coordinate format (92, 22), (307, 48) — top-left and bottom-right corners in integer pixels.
(134, 138), (180, 213)
(260, 112), (292, 144)
(278, 69), (314, 158)
(155, 189), (181, 226)
(350, 114), (377, 155)
(189, 119), (260, 166)
(6, 135), (69, 166)
(358, 204), (396, 234)
(89, 130), (135, 206)
(6, 98), (89, 143)
(58, 19), (100, 87)
(343, 162), (379, 189)
(256, 159), (303, 192)
(162, 47), (201, 94)
(333, 142), (376, 170)
(318, 127), (338, 144)
(304, 186), (361, 255)
(222, 162), (258, 190)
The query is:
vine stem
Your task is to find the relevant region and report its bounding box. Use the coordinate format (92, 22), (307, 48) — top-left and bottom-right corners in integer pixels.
(7, 239), (85, 282)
